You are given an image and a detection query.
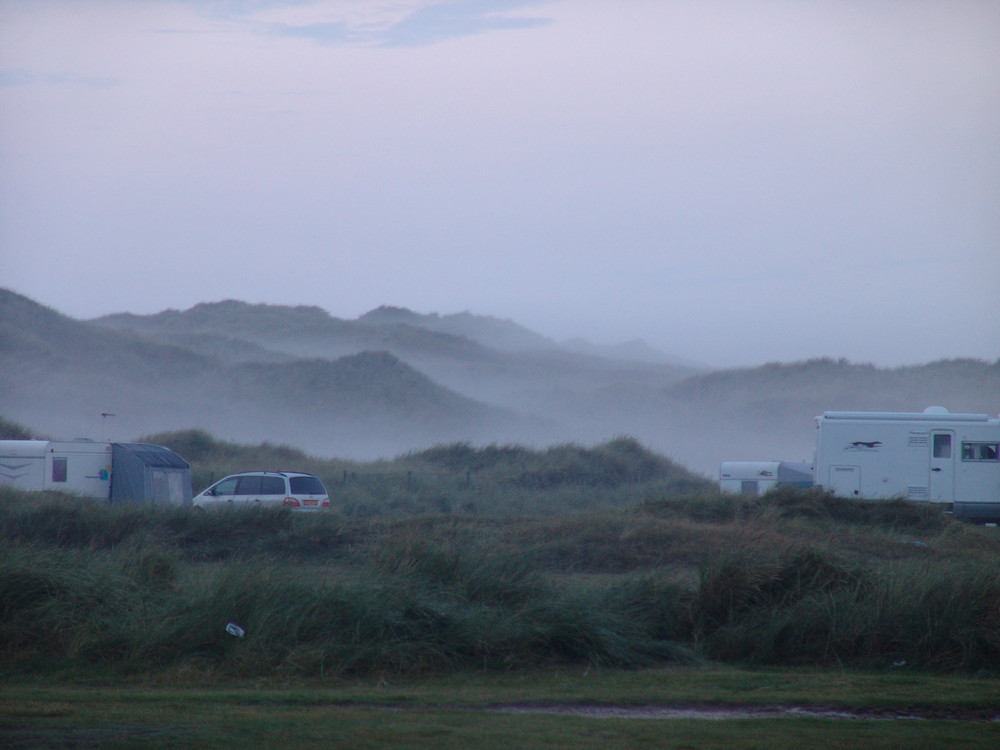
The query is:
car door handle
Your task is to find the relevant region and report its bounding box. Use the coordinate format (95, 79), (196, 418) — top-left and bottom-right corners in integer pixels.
(931, 468), (942, 472)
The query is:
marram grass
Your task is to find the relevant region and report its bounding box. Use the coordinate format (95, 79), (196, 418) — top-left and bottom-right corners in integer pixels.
(2, 483), (999, 677)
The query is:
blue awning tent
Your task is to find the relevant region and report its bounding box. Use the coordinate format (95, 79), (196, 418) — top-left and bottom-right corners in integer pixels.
(110, 443), (193, 505)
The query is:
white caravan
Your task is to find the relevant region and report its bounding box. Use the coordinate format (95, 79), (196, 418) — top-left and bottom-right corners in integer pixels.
(0, 439), (192, 505)
(719, 461), (814, 496)
(814, 407), (1000, 521)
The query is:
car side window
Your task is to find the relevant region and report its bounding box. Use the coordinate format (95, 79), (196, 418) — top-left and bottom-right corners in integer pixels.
(212, 478), (238, 495)
(260, 476), (285, 495)
(235, 476), (263, 495)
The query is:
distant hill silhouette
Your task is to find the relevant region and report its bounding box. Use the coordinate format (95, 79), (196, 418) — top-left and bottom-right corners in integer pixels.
(558, 336), (707, 367)
(3, 288), (997, 473)
(358, 305), (700, 366)
(0, 290), (537, 457)
(97, 300), (496, 361)
(94, 299), (703, 414)
(358, 305), (554, 352)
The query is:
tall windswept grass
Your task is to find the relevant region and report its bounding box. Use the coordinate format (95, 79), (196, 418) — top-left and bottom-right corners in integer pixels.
(372, 534), (543, 607)
(0, 516), (697, 675)
(689, 548), (1000, 670)
(850, 560), (1000, 669)
(1, 484), (999, 677)
(0, 542), (170, 663)
(751, 486), (951, 532)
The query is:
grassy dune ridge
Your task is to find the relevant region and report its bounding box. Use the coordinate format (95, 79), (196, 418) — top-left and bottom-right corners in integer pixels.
(2, 427), (999, 680)
(159, 429), (715, 517)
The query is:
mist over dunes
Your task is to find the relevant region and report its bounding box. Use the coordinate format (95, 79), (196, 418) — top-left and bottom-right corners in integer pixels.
(2, 289), (997, 475)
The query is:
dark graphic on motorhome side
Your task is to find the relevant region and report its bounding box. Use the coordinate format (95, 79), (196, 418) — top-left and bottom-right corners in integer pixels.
(847, 441), (883, 450)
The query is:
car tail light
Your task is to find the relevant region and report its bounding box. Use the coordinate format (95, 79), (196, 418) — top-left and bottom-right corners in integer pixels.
(321, 497), (330, 508)
(283, 497), (301, 507)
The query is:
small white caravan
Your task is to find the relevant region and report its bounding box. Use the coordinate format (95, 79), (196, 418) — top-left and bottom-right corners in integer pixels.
(719, 461), (814, 496)
(814, 407), (1000, 520)
(0, 439), (192, 505)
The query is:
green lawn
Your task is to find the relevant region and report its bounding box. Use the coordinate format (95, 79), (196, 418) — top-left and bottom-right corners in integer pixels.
(3, 667), (998, 749)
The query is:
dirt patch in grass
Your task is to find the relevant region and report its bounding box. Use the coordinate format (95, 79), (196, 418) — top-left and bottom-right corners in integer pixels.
(483, 702), (1000, 722)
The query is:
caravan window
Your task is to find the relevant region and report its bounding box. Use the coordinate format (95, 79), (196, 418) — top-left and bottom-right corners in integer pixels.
(52, 457), (67, 483)
(962, 442), (999, 462)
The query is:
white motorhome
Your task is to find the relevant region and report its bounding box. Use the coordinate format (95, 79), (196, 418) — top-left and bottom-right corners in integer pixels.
(814, 407), (1000, 521)
(0, 439), (192, 505)
(719, 461), (814, 496)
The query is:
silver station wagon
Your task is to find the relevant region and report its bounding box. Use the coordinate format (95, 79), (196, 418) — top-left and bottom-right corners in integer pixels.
(193, 471), (330, 511)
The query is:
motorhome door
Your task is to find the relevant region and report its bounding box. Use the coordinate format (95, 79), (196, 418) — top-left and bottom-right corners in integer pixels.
(929, 430), (955, 501)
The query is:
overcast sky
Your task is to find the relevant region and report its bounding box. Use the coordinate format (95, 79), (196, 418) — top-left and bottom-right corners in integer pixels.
(2, 0), (998, 368)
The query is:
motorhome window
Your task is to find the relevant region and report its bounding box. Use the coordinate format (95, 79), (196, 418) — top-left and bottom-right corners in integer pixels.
(51, 457), (67, 483)
(235, 476), (263, 495)
(932, 434), (952, 459)
(260, 476), (285, 495)
(962, 442), (999, 462)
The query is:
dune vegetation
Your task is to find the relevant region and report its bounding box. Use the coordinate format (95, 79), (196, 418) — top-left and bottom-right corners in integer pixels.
(2, 428), (999, 681)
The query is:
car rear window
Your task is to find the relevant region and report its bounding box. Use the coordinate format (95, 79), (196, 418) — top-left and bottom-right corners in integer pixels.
(289, 476), (326, 495)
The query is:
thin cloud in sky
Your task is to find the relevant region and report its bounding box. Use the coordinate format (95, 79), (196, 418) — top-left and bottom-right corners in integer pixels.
(267, 0), (551, 47)
(373, 0), (552, 48)
(169, 0), (553, 47)
(268, 20), (353, 44)
(165, 0), (318, 19)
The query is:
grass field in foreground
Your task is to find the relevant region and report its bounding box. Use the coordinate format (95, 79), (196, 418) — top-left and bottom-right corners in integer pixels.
(2, 667), (998, 749)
